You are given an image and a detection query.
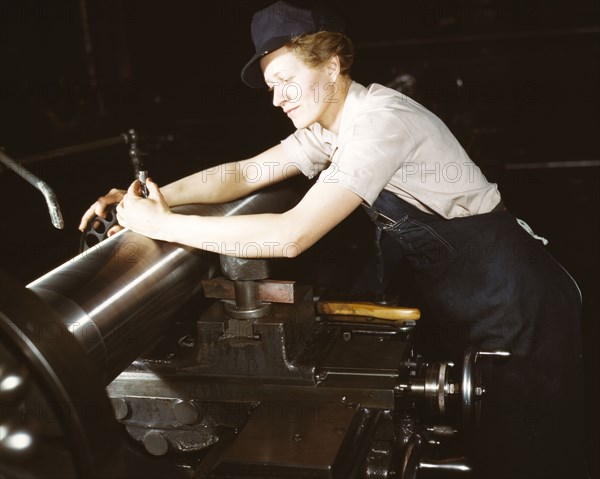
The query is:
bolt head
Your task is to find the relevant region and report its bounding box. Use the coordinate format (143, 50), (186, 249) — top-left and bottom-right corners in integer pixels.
(111, 398), (130, 421)
(143, 431), (169, 456)
(173, 400), (199, 425)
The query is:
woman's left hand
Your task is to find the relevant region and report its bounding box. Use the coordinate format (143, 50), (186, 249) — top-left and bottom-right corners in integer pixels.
(116, 178), (171, 238)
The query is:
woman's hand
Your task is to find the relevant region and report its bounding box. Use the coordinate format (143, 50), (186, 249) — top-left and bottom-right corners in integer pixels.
(79, 188), (126, 236)
(116, 178), (171, 239)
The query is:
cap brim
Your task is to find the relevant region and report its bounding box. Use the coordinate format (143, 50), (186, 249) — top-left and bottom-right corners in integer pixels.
(241, 36), (292, 88)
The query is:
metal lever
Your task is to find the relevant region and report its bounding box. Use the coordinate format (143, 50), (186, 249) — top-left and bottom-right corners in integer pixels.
(402, 433), (472, 479)
(420, 457), (472, 472)
(0, 150), (64, 229)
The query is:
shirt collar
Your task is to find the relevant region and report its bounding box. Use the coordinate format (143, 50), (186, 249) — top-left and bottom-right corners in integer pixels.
(335, 80), (367, 141)
(311, 80), (367, 147)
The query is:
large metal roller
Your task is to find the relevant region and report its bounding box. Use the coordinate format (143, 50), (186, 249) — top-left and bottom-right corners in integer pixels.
(26, 183), (303, 384)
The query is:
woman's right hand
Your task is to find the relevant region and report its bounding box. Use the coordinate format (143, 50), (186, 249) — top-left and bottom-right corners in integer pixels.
(79, 188), (126, 236)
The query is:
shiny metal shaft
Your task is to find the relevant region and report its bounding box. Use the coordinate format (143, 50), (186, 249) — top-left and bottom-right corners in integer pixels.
(0, 150), (65, 229)
(27, 184), (302, 384)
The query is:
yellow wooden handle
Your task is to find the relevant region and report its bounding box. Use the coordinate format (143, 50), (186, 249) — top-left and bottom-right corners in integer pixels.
(317, 301), (421, 321)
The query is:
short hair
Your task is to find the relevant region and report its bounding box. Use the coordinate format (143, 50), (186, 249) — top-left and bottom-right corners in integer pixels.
(287, 31), (354, 76)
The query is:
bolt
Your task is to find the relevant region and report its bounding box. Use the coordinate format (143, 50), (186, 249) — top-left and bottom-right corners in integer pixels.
(143, 431), (169, 456)
(111, 398), (130, 421)
(342, 331), (351, 341)
(173, 400), (199, 425)
(293, 433), (302, 442)
(475, 386), (486, 396)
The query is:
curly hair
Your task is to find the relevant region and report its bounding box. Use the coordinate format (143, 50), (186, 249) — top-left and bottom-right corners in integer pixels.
(287, 31), (354, 76)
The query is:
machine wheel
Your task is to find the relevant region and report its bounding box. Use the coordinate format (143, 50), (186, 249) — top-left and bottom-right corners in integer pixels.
(0, 272), (120, 478)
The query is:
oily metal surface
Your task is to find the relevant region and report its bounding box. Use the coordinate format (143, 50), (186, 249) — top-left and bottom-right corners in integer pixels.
(222, 401), (359, 468)
(0, 272), (119, 478)
(27, 184), (302, 384)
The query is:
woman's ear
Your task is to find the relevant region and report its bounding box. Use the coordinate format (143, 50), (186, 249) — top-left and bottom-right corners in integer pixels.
(326, 55), (341, 82)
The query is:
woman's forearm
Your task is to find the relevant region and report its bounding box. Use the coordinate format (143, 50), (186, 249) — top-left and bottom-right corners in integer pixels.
(149, 182), (363, 258)
(160, 144), (298, 207)
(161, 163), (256, 206)
(156, 211), (305, 258)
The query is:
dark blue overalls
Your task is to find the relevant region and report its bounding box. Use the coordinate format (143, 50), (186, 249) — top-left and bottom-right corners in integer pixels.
(365, 189), (586, 479)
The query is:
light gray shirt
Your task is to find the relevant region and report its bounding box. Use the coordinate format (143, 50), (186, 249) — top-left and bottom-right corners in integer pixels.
(281, 81), (501, 218)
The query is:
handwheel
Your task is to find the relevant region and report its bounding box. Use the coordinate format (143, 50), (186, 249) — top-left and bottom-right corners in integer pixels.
(461, 347), (511, 430)
(79, 204), (119, 252)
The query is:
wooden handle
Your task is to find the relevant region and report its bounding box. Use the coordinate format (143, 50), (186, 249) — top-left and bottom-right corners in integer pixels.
(317, 301), (421, 321)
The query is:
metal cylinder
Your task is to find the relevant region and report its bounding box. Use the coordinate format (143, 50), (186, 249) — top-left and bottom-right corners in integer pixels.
(234, 280), (258, 310)
(27, 184), (303, 384)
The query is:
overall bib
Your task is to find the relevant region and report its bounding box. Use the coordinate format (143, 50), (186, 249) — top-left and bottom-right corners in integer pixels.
(365, 189), (586, 479)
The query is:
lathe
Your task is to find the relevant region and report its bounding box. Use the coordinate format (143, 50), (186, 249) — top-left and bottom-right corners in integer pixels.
(0, 183), (508, 479)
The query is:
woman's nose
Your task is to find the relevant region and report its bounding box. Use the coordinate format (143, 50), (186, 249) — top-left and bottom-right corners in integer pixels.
(272, 85), (284, 107)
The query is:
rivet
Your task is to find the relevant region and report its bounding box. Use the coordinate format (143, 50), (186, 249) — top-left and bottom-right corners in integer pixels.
(173, 400), (200, 425)
(111, 398), (130, 421)
(143, 431), (169, 456)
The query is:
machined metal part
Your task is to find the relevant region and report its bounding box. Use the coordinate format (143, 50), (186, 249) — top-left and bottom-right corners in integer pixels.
(217, 257), (273, 320)
(462, 348), (511, 430)
(401, 433), (472, 479)
(0, 272), (119, 478)
(422, 362), (455, 417)
(221, 280), (273, 320)
(79, 203), (120, 251)
(138, 169), (149, 198)
(202, 278), (298, 303)
(27, 183), (303, 384)
(214, 400), (361, 478)
(222, 299), (272, 320)
(219, 256), (270, 281)
(1, 177), (490, 478)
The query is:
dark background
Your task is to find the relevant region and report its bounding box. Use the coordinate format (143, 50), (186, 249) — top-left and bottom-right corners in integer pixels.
(1, 1), (598, 475)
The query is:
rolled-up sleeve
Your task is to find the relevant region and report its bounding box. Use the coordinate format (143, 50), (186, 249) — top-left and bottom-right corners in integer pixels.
(280, 124), (334, 179)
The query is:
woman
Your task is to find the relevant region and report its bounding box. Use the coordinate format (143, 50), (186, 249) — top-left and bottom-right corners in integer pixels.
(80, 2), (585, 478)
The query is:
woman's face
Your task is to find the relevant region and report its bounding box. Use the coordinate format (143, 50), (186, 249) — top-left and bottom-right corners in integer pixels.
(260, 47), (343, 131)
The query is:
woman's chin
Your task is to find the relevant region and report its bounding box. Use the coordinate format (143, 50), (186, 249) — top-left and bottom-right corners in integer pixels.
(290, 117), (309, 129)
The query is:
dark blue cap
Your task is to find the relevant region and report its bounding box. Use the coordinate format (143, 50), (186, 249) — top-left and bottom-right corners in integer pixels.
(241, 1), (345, 88)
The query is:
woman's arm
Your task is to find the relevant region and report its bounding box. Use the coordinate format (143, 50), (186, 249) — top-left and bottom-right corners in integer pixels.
(117, 178), (363, 258)
(160, 144), (301, 206)
(79, 143), (299, 231)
